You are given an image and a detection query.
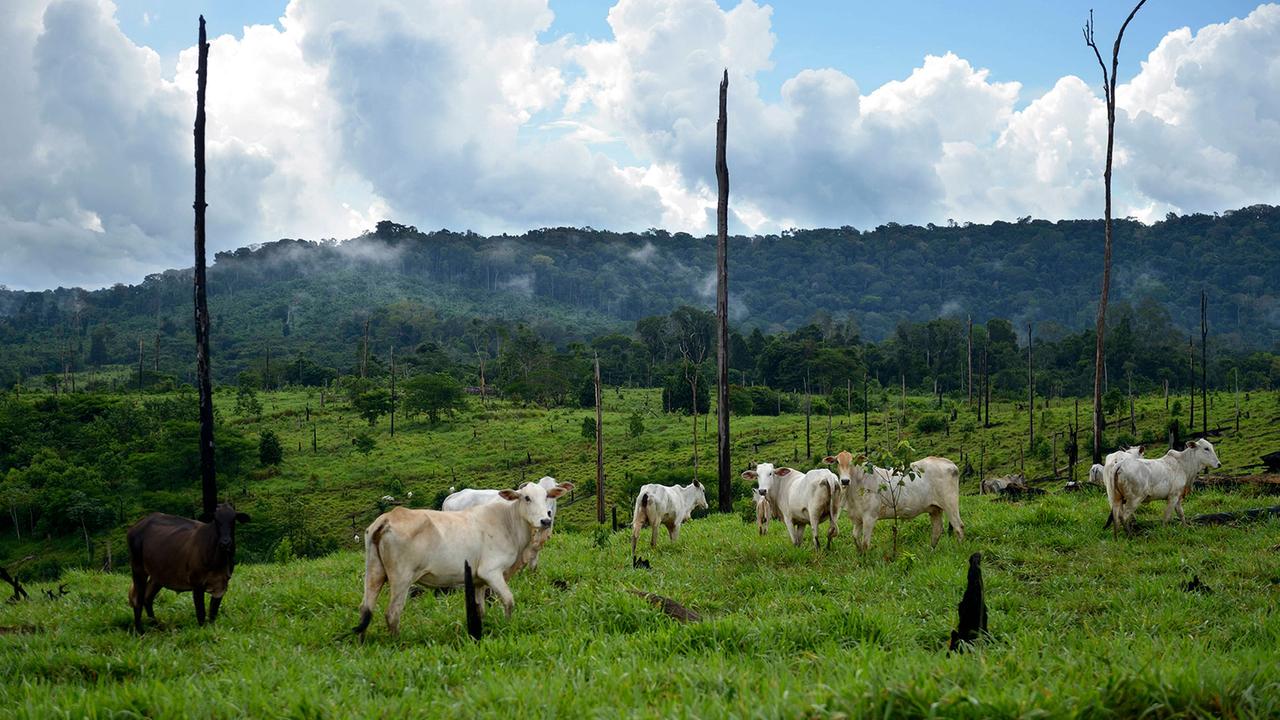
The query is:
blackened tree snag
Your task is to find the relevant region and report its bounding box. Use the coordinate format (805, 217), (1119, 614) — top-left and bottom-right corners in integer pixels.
(1084, 1), (1146, 464)
(194, 16), (217, 518)
(948, 551), (988, 652)
(715, 69), (732, 513)
(967, 315), (973, 409)
(1027, 323), (1034, 451)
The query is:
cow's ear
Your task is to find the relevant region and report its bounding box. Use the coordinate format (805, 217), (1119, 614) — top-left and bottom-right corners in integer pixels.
(557, 481), (575, 492)
(1137, 444), (1146, 454)
(235, 513), (251, 524)
(854, 454), (867, 464)
(1184, 440), (1197, 450)
(776, 468), (792, 477)
(546, 487), (566, 499)
(822, 456), (837, 464)
(499, 489), (521, 501)
(741, 470), (757, 480)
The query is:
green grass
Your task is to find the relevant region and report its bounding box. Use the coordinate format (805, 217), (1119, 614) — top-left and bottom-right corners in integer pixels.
(2, 492), (1279, 718)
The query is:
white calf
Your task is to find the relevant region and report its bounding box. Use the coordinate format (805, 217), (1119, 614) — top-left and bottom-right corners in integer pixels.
(630, 480), (708, 555)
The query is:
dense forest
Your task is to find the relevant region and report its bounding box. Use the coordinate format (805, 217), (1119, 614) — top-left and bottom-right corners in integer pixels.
(0, 205), (1277, 390)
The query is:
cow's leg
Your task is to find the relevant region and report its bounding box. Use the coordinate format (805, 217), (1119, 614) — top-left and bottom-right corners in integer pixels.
(384, 575), (412, 637)
(784, 518), (801, 547)
(192, 587), (207, 626)
(650, 521), (659, 548)
(208, 592), (223, 623)
(861, 517), (875, 552)
(478, 569), (515, 618)
(1176, 498), (1187, 525)
(142, 579), (162, 621)
(945, 503), (965, 543)
(670, 520), (681, 542)
(929, 508), (944, 548)
(1163, 498), (1177, 525)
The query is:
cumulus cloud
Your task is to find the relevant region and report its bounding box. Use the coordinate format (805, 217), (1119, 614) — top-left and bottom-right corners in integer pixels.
(2, 0), (1279, 290)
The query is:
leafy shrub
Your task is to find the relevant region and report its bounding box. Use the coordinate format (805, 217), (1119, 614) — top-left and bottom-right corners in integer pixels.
(258, 430), (283, 466)
(581, 416), (596, 440)
(627, 412), (645, 438)
(915, 414), (946, 434)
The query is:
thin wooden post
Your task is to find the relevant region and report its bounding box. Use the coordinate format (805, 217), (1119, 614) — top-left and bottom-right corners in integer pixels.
(193, 16), (217, 517)
(804, 375), (812, 461)
(595, 355), (605, 524)
(714, 68), (732, 513)
(1189, 335), (1195, 431)
(389, 346), (396, 437)
(862, 371), (868, 455)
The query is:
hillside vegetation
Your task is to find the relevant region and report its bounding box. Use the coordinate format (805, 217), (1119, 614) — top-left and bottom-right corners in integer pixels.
(2, 205), (1278, 385)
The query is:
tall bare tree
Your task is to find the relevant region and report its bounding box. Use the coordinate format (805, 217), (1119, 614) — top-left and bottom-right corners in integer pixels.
(715, 69), (732, 512)
(1200, 289), (1208, 433)
(594, 355), (605, 524)
(1083, 1), (1146, 464)
(193, 16), (217, 517)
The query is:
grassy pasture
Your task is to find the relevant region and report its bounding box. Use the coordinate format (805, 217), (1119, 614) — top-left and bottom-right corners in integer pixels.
(1, 491), (1278, 718)
(2, 386), (1278, 716)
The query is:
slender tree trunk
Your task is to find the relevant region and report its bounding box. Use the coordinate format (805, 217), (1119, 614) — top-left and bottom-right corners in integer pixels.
(1189, 335), (1195, 431)
(714, 69), (732, 512)
(595, 355), (605, 524)
(193, 16), (217, 517)
(154, 333), (160, 372)
(478, 354), (487, 409)
(1027, 323), (1034, 450)
(804, 375), (812, 461)
(967, 315), (973, 409)
(862, 372), (869, 454)
(137, 338), (144, 391)
(389, 346), (396, 437)
(1084, 0), (1146, 464)
(1200, 289), (1208, 434)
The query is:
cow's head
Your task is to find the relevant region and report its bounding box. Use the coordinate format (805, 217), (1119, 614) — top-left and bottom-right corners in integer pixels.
(500, 482), (567, 530)
(822, 451), (867, 487)
(1183, 438), (1221, 471)
(688, 480), (708, 511)
(741, 463), (782, 497)
(204, 502), (250, 550)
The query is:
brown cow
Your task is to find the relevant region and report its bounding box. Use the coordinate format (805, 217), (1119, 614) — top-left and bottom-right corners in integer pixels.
(126, 502), (250, 633)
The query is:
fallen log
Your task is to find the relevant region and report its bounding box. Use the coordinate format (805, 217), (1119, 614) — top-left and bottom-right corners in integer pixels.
(1192, 506), (1280, 525)
(627, 589), (699, 622)
(1195, 474), (1280, 494)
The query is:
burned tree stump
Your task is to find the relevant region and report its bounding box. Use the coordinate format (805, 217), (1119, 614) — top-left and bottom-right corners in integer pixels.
(0, 567), (29, 603)
(1192, 506), (1280, 525)
(948, 552), (988, 653)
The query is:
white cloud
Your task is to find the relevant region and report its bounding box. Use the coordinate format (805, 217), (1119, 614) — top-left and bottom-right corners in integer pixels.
(1, 0), (1279, 290)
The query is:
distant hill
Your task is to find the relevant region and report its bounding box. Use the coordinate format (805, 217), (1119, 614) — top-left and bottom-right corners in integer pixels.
(1, 205), (1277, 385)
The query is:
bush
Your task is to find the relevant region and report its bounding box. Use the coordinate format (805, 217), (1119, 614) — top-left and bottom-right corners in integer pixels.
(662, 366), (710, 415)
(628, 412), (645, 438)
(272, 536), (296, 564)
(728, 386), (754, 415)
(915, 414), (946, 434)
(258, 430), (283, 466)
(353, 432), (376, 455)
(581, 416), (596, 440)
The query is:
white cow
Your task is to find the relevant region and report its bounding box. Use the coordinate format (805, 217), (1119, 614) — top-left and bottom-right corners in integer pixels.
(751, 488), (774, 535)
(354, 481), (567, 638)
(1095, 446), (1146, 529)
(742, 463), (841, 551)
(825, 451), (964, 552)
(442, 476), (569, 570)
(1109, 438), (1221, 535)
(630, 480), (708, 555)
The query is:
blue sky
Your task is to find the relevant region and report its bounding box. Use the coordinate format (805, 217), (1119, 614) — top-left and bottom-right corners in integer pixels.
(4, 0), (1278, 289)
(113, 0), (1263, 101)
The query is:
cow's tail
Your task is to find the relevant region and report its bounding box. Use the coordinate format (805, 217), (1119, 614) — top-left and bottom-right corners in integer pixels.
(1110, 465), (1127, 537)
(353, 515), (391, 639)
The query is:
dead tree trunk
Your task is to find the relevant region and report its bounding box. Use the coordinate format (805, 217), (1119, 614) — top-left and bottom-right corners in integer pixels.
(714, 69), (732, 513)
(595, 355), (605, 524)
(194, 16), (217, 517)
(389, 346), (396, 437)
(1200, 289), (1208, 434)
(1084, 0), (1146, 464)
(1189, 335), (1195, 431)
(137, 338), (144, 391)
(862, 372), (869, 454)
(967, 314), (974, 409)
(1027, 323), (1034, 451)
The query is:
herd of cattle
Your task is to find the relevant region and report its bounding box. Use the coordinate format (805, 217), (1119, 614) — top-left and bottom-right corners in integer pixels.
(122, 439), (1222, 636)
